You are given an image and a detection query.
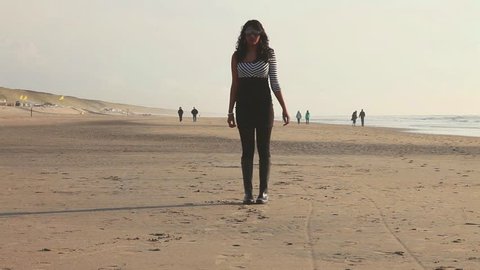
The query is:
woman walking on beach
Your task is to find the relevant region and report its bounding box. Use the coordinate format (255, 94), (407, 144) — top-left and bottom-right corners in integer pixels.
(227, 20), (290, 204)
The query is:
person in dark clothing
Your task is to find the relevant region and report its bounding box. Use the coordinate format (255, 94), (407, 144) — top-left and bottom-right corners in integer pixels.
(305, 110), (310, 124)
(296, 111), (302, 124)
(191, 107), (198, 122)
(227, 20), (290, 204)
(359, 109), (366, 127)
(178, 107), (184, 122)
(351, 110), (358, 126)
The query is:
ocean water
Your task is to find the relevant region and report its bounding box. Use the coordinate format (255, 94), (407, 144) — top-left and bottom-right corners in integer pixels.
(310, 115), (480, 138)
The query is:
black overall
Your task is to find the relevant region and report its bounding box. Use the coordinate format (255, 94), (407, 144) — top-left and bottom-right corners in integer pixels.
(235, 76), (274, 197)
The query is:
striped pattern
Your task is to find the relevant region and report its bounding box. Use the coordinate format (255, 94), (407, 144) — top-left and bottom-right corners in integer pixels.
(237, 49), (281, 92)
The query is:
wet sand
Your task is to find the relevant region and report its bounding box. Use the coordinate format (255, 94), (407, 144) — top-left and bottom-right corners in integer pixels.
(1, 112), (479, 269)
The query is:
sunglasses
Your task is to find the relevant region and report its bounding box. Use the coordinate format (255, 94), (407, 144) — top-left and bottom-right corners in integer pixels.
(245, 30), (261, 36)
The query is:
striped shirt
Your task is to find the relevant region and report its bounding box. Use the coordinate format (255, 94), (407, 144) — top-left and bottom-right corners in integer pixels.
(237, 49), (281, 92)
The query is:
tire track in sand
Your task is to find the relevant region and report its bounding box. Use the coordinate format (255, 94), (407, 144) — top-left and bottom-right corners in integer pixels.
(298, 182), (318, 270)
(305, 197), (319, 270)
(360, 192), (426, 270)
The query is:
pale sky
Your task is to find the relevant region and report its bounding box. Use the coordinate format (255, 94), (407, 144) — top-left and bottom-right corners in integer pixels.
(0, 0), (479, 115)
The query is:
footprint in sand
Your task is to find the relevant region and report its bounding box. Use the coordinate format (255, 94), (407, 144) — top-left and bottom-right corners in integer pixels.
(97, 265), (125, 270)
(274, 181), (290, 186)
(215, 251), (251, 267)
(247, 208), (269, 220)
(103, 176), (122, 181)
(434, 266), (462, 270)
(147, 233), (182, 243)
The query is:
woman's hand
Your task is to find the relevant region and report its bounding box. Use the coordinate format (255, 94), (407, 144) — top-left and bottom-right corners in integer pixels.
(227, 113), (236, 128)
(272, 91), (289, 126)
(282, 110), (290, 126)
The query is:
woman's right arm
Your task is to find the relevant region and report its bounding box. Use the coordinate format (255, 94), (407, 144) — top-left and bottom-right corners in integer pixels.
(228, 52), (239, 128)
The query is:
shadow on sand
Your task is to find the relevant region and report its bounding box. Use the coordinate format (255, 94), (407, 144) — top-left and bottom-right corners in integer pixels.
(0, 200), (242, 218)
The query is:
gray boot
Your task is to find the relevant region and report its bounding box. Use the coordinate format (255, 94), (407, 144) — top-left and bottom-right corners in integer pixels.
(241, 160), (254, 204)
(257, 158), (270, 204)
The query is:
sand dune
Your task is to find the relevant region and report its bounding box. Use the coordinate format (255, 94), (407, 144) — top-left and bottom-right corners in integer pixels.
(0, 86), (175, 116)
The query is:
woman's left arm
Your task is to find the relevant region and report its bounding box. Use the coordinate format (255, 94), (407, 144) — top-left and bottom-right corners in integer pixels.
(273, 91), (289, 126)
(269, 49), (289, 126)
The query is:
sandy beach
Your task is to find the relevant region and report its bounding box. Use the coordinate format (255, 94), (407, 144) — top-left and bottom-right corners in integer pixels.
(1, 109), (479, 270)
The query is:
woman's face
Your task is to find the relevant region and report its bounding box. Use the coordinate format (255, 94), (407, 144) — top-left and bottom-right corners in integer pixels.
(244, 27), (261, 46)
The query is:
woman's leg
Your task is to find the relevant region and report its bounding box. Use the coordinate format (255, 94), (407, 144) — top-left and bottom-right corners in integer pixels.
(238, 127), (255, 202)
(256, 125), (272, 202)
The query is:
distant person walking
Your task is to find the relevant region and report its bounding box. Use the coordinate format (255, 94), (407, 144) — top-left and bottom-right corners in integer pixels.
(359, 109), (366, 127)
(227, 20), (290, 205)
(305, 110), (310, 124)
(191, 107), (198, 122)
(351, 110), (358, 126)
(178, 107), (184, 122)
(296, 110), (302, 124)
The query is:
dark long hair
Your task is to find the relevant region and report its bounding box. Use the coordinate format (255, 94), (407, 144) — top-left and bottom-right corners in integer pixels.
(235, 20), (271, 62)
